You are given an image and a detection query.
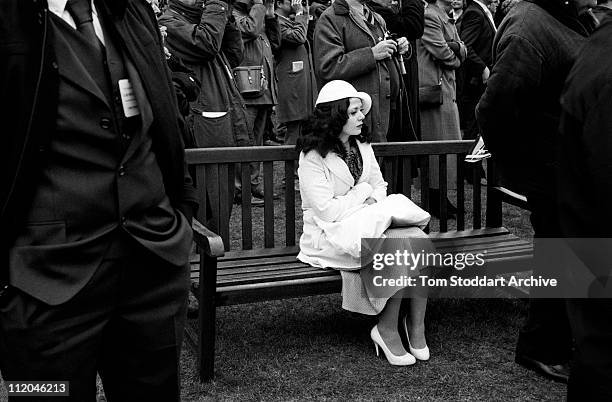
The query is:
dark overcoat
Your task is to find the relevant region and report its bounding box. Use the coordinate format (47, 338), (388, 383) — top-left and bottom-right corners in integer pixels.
(275, 13), (317, 124)
(476, 0), (588, 196)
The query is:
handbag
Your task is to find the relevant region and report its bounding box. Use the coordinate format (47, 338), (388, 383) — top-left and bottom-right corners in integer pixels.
(419, 76), (443, 108)
(233, 49), (268, 98)
(233, 65), (266, 98)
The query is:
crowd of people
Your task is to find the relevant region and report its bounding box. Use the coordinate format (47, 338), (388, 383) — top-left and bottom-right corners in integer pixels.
(1, 0), (612, 400)
(156, 0), (487, 217)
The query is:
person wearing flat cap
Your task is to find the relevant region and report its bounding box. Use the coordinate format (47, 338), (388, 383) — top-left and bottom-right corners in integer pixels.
(295, 80), (433, 367)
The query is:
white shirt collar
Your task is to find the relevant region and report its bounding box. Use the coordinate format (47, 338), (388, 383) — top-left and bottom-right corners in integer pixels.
(47, 0), (69, 17)
(46, 0), (105, 45)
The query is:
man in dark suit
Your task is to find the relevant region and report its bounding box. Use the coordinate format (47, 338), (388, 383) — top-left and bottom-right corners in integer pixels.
(0, 0), (197, 400)
(557, 13), (612, 399)
(458, 0), (497, 143)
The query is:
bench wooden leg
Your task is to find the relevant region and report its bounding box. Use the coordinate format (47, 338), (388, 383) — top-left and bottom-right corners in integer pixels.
(198, 252), (217, 382)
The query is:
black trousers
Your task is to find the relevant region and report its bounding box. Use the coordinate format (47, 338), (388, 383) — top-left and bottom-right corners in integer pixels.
(515, 195), (572, 364)
(0, 242), (190, 402)
(566, 299), (612, 401)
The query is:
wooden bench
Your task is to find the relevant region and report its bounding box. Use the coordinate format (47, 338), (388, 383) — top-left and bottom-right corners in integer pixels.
(186, 140), (534, 381)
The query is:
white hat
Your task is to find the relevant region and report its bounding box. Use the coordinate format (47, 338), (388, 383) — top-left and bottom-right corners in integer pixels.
(315, 80), (372, 115)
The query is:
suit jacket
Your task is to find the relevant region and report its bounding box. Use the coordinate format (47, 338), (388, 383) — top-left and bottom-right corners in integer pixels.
(459, 1), (495, 84)
(0, 0), (197, 284)
(297, 141), (387, 269)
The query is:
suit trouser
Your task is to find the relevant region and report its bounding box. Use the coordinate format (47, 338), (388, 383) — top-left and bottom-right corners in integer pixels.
(566, 299), (612, 401)
(0, 242), (189, 402)
(515, 195), (572, 364)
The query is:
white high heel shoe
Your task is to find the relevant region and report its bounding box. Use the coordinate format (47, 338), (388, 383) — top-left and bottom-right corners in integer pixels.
(370, 325), (416, 366)
(403, 316), (430, 361)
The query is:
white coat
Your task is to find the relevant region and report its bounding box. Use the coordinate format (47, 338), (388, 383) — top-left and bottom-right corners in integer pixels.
(297, 140), (387, 269)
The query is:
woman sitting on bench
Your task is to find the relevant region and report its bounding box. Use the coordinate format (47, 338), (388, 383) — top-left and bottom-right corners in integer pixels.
(296, 80), (433, 366)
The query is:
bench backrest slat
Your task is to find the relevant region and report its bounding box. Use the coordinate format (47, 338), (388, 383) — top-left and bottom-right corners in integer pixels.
(186, 141), (487, 252)
(207, 164), (221, 234)
(383, 158), (395, 192)
(263, 161), (275, 248)
(218, 163), (232, 248)
(402, 156), (413, 199)
(240, 162), (253, 249)
(438, 154), (448, 231)
(195, 164), (207, 225)
(473, 168), (482, 230)
(284, 160), (296, 246)
(419, 156), (430, 211)
(457, 154), (465, 230)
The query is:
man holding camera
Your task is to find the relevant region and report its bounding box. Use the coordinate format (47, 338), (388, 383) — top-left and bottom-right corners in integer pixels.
(275, 0), (317, 147)
(314, 0), (412, 142)
(233, 0), (281, 200)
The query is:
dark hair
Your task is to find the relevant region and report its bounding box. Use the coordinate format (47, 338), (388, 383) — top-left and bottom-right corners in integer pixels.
(296, 98), (371, 158)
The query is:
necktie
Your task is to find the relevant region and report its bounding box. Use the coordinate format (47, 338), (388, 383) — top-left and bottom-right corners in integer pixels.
(67, 0), (103, 51)
(363, 6), (375, 25)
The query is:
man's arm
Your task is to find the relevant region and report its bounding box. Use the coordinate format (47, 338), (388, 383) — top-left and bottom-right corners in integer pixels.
(222, 17), (245, 68)
(314, 14), (377, 82)
(234, 2), (267, 42)
(476, 34), (543, 159)
(386, 0), (424, 40)
(160, 0), (229, 63)
(459, 8), (487, 74)
(266, 14), (282, 52)
(420, 11), (461, 68)
(279, 14), (308, 46)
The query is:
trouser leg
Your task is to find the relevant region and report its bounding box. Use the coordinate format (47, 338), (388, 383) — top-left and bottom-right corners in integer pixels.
(99, 249), (189, 402)
(0, 244), (189, 402)
(283, 120), (302, 146)
(566, 299), (612, 401)
(245, 105), (272, 190)
(0, 262), (115, 401)
(516, 196), (572, 363)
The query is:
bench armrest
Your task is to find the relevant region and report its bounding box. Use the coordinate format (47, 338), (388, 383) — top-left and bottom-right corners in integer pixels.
(192, 219), (225, 258)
